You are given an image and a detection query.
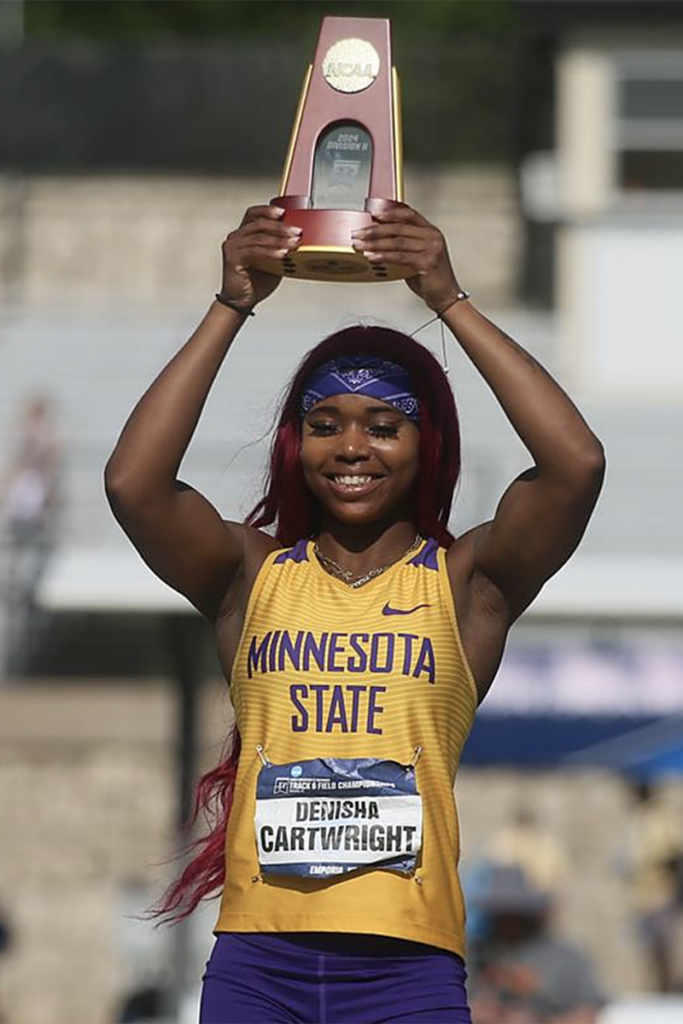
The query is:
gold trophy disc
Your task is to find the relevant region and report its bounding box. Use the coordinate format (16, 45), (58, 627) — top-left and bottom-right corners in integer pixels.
(322, 39), (381, 94)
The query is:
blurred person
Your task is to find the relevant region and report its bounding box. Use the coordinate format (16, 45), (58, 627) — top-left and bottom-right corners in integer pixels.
(115, 983), (165, 1024)
(485, 806), (569, 895)
(105, 203), (605, 1023)
(0, 395), (62, 674)
(624, 779), (683, 992)
(0, 896), (13, 1024)
(467, 865), (607, 1023)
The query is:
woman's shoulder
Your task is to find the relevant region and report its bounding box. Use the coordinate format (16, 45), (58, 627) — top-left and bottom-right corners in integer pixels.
(222, 521), (281, 579)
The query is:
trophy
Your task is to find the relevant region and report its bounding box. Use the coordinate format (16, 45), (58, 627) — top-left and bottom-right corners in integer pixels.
(253, 16), (408, 283)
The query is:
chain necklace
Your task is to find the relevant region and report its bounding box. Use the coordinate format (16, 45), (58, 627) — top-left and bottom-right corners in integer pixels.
(313, 534), (423, 589)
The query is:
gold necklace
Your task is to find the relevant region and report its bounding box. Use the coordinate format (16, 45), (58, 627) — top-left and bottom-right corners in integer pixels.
(313, 534), (423, 589)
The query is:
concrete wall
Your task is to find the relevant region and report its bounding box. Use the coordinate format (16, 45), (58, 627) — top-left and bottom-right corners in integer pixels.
(0, 167), (522, 313)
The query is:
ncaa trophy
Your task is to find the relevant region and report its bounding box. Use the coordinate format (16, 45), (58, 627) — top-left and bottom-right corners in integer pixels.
(253, 16), (408, 283)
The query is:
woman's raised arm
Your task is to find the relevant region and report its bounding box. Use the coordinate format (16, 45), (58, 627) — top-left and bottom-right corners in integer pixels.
(104, 205), (301, 622)
(351, 206), (605, 622)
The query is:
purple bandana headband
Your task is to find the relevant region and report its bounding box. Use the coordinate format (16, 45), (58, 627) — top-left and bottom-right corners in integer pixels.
(300, 356), (419, 423)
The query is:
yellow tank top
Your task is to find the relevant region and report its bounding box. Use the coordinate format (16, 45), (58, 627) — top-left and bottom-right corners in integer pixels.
(215, 537), (478, 958)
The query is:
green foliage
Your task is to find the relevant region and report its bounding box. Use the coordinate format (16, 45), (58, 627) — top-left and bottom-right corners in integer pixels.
(27, 0), (518, 41)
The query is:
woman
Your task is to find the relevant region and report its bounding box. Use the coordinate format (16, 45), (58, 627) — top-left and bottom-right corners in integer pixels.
(105, 204), (605, 1023)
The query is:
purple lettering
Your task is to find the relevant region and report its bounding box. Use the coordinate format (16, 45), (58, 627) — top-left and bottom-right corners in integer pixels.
(367, 685), (386, 734)
(347, 634), (369, 673)
(278, 630), (303, 672)
(370, 633), (394, 673)
(346, 684), (367, 732)
(309, 683), (329, 732)
(325, 685), (349, 733)
(303, 632), (328, 671)
(413, 638), (436, 684)
(326, 632), (347, 672)
(247, 632), (272, 678)
(290, 684), (309, 732)
(398, 633), (418, 676)
(268, 630), (281, 673)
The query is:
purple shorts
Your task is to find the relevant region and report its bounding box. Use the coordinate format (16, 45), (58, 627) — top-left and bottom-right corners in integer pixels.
(200, 931), (472, 1023)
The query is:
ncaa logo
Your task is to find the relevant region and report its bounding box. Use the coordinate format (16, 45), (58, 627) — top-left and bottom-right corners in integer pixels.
(291, 765), (303, 778)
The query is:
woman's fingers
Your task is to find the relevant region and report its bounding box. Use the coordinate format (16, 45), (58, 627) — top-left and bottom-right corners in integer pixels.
(230, 243), (298, 266)
(351, 218), (445, 264)
(227, 208), (300, 254)
(240, 205), (286, 226)
(240, 217), (300, 239)
(362, 250), (426, 270)
(224, 224), (301, 266)
(353, 234), (442, 271)
(352, 222), (433, 242)
(348, 206), (460, 310)
(232, 230), (300, 250)
(352, 235), (427, 255)
(227, 221), (300, 251)
(373, 206), (433, 228)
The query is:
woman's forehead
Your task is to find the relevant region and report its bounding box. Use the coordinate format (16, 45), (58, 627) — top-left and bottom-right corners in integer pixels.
(299, 355), (419, 424)
(306, 394), (405, 417)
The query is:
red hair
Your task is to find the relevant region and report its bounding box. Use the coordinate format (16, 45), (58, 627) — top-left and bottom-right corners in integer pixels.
(150, 324), (460, 923)
(248, 325), (461, 547)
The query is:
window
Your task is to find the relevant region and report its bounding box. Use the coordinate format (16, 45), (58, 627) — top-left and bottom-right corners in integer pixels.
(615, 51), (683, 194)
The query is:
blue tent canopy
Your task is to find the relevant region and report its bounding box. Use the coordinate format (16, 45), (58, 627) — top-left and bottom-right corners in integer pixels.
(462, 714), (683, 779)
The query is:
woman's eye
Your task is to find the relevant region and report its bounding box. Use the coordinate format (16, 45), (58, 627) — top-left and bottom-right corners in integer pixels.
(370, 424), (399, 438)
(309, 422), (338, 436)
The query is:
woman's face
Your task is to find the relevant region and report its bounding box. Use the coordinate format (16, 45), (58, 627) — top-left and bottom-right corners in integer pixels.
(300, 393), (420, 527)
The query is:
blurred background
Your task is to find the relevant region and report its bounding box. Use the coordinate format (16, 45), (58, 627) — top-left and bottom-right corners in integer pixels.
(1, 1), (682, 1022)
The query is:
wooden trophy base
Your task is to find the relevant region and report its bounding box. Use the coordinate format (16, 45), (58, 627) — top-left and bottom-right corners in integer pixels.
(253, 199), (411, 284)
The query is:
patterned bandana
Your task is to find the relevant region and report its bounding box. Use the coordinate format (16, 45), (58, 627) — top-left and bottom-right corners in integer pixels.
(300, 356), (419, 423)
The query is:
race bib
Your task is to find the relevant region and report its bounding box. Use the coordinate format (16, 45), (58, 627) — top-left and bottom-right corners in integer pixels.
(254, 754), (422, 878)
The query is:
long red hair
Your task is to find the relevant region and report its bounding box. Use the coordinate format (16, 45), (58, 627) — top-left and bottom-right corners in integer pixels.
(150, 324), (461, 923)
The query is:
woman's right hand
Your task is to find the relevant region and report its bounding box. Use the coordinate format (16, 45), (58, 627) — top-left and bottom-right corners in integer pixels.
(219, 205), (302, 310)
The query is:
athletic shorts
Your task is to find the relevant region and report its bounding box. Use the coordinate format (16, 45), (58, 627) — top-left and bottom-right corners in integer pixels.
(200, 931), (472, 1023)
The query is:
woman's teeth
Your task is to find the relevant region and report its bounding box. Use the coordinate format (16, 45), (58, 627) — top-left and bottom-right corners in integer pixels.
(334, 475), (373, 487)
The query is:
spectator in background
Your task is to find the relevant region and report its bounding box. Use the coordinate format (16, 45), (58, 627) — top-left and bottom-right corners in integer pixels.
(0, 395), (62, 675)
(624, 779), (683, 993)
(0, 897), (13, 1024)
(485, 806), (569, 895)
(467, 864), (607, 1023)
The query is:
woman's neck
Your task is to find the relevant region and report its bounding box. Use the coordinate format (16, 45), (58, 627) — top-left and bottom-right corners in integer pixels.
(314, 518), (419, 575)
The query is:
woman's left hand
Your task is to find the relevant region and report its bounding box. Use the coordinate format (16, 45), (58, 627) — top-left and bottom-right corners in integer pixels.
(351, 206), (462, 314)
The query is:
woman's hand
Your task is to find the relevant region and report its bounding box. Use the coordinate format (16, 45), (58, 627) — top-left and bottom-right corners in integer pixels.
(219, 205), (302, 309)
(351, 206), (462, 314)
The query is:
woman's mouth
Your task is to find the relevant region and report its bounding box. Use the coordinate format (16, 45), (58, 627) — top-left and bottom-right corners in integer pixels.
(326, 473), (384, 497)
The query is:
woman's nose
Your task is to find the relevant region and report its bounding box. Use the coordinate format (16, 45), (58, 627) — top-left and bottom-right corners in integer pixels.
(335, 426), (369, 461)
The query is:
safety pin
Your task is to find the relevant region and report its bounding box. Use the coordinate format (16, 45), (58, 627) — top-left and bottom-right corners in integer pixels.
(409, 745), (422, 768)
(256, 744), (271, 767)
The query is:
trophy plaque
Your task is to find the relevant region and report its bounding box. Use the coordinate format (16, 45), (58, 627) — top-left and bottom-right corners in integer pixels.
(254, 16), (408, 283)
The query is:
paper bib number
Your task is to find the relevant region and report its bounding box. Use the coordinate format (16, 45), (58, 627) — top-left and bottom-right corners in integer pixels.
(254, 755), (422, 878)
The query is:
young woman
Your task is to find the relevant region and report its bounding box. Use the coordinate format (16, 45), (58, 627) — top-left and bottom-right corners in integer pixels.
(104, 204), (605, 1023)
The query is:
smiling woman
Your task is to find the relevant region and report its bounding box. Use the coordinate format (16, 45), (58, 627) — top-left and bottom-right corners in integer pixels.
(104, 203), (605, 1023)
(246, 328), (461, 553)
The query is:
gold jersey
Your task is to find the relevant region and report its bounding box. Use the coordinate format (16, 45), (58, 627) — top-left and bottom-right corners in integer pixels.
(215, 537), (478, 957)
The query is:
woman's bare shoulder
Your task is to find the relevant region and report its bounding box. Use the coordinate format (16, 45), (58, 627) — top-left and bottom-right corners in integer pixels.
(222, 520), (281, 564)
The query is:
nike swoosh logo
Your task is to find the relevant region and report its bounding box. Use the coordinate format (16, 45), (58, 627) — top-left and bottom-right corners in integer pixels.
(382, 603), (431, 616)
